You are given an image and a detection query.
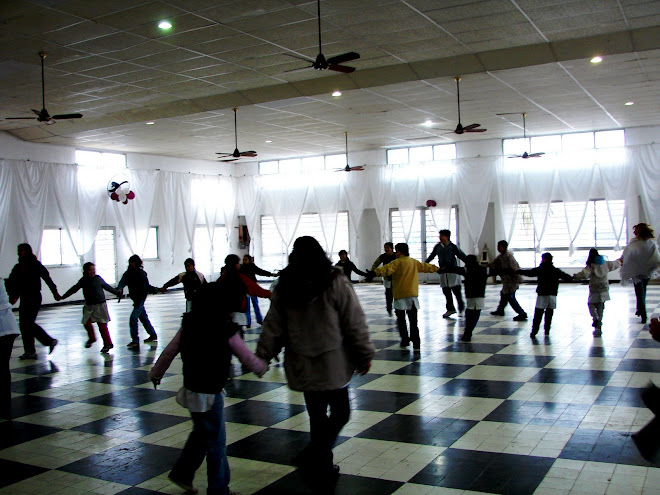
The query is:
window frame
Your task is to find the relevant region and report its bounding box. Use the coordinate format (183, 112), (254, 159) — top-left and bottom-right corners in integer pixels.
(40, 227), (79, 267)
(389, 206), (459, 261)
(142, 226), (160, 261)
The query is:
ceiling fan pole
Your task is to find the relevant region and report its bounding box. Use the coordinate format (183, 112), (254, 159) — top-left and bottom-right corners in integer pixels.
(40, 52), (46, 111)
(233, 108), (238, 148)
(455, 76), (461, 123)
(317, 0), (322, 54)
(345, 131), (348, 166)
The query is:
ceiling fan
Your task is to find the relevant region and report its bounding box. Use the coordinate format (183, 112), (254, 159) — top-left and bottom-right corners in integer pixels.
(434, 76), (486, 135)
(498, 112), (545, 158)
(335, 132), (364, 172)
(215, 108), (257, 162)
(5, 52), (83, 125)
(285, 0), (360, 73)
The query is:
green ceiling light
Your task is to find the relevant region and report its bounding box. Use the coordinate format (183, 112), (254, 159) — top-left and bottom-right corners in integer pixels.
(158, 20), (172, 30)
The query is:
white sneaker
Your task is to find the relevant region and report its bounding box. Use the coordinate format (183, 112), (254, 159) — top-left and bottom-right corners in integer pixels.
(443, 310), (456, 318)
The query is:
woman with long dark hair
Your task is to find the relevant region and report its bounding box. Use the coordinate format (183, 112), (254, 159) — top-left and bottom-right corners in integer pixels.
(6, 243), (61, 360)
(256, 236), (374, 481)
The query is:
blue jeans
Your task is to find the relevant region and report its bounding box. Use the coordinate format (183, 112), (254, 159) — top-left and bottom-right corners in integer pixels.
(496, 291), (527, 315)
(171, 393), (229, 495)
(129, 299), (157, 342)
(244, 296), (263, 326)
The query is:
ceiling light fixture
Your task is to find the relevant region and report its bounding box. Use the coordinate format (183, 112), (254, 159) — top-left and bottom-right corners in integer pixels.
(423, 119), (433, 126)
(265, 140), (272, 143)
(332, 90), (342, 97)
(158, 20), (172, 30)
(625, 101), (634, 106)
(590, 56), (603, 64)
(146, 121), (155, 125)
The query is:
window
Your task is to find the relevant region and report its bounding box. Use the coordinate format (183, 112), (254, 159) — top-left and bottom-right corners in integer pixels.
(143, 227), (159, 260)
(509, 200), (627, 268)
(94, 227), (117, 285)
(76, 150), (126, 169)
(194, 226), (228, 279)
(390, 207), (459, 261)
(261, 212), (350, 270)
(503, 130), (625, 156)
(41, 228), (78, 266)
(258, 153), (347, 175)
(387, 144), (456, 164)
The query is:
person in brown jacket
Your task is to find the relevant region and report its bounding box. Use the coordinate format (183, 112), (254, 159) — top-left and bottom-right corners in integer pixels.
(489, 240), (528, 321)
(256, 236), (374, 482)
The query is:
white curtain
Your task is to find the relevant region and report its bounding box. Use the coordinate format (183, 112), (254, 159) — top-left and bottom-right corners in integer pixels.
(236, 176), (261, 260)
(455, 157), (496, 254)
(368, 166), (393, 243)
(633, 144), (660, 231)
(312, 181), (341, 254)
(393, 165), (421, 243)
(155, 172), (196, 265)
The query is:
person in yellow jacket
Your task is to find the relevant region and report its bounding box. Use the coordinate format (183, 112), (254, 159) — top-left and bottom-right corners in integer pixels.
(367, 243), (439, 350)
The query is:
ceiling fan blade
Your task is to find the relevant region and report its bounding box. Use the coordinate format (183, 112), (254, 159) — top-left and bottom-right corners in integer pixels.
(329, 64), (355, 74)
(218, 157), (239, 162)
(239, 151), (257, 157)
(5, 117), (36, 120)
(465, 128), (487, 133)
(215, 152), (233, 156)
(527, 152), (545, 157)
(283, 65), (312, 73)
(350, 166), (365, 171)
(327, 51), (360, 65)
(52, 113), (82, 120)
(462, 123), (482, 131)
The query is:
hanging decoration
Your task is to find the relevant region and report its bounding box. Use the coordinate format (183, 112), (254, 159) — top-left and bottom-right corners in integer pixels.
(107, 176), (135, 204)
(426, 199), (437, 207)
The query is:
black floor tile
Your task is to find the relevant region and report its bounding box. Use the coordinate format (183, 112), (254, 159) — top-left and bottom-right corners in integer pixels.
(410, 448), (553, 493)
(484, 400), (590, 427)
(224, 400), (307, 427)
(616, 359), (660, 372)
(349, 389), (421, 413)
(480, 353), (555, 367)
(11, 376), (55, 394)
(60, 441), (181, 484)
(254, 470), (403, 495)
(529, 368), (613, 385)
(0, 458), (49, 488)
(433, 379), (525, 399)
(73, 410), (189, 438)
(372, 348), (421, 361)
(82, 388), (176, 408)
(117, 488), (164, 495)
(477, 327), (525, 336)
(228, 428), (321, 465)
(560, 429), (652, 466)
(392, 362), (473, 378)
(224, 379), (287, 399)
(356, 414), (477, 447)
(89, 369), (153, 387)
(8, 395), (71, 418)
(0, 421), (61, 449)
(595, 386), (646, 407)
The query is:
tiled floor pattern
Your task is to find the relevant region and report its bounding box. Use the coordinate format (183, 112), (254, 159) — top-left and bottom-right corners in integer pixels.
(2, 282), (660, 494)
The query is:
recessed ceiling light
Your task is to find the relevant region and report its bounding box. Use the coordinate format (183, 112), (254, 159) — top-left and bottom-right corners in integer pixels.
(423, 119), (433, 126)
(158, 20), (172, 30)
(146, 121), (155, 125)
(265, 140), (272, 143)
(590, 56), (603, 64)
(624, 101), (634, 106)
(332, 90), (342, 97)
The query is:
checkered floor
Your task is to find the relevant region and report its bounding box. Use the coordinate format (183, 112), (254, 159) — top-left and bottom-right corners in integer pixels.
(2, 282), (660, 495)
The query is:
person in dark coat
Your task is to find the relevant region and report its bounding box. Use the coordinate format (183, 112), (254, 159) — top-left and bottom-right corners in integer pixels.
(240, 254), (276, 327)
(160, 258), (206, 313)
(370, 242), (397, 316)
(335, 250), (368, 282)
(6, 243), (61, 360)
(439, 255), (488, 342)
(426, 230), (467, 318)
(117, 254), (159, 349)
(517, 253), (572, 338)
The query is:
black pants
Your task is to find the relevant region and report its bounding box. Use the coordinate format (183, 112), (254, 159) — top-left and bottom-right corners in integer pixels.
(1, 334), (17, 418)
(385, 287), (393, 312)
(464, 309), (481, 339)
(634, 277), (650, 321)
(395, 306), (419, 346)
(303, 388), (350, 470)
(19, 294), (54, 354)
(495, 291), (526, 315)
(531, 307), (554, 335)
(442, 285), (464, 312)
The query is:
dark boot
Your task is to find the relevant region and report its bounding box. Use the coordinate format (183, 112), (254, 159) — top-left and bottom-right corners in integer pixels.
(395, 310), (409, 346)
(544, 309), (554, 335)
(530, 308), (544, 338)
(462, 309), (479, 342)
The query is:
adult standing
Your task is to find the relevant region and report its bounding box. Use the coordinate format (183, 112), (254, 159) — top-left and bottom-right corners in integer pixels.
(256, 236), (374, 481)
(371, 242), (397, 316)
(620, 223), (660, 324)
(6, 243), (60, 360)
(240, 254), (277, 327)
(335, 250), (368, 282)
(425, 229), (467, 317)
(489, 240), (528, 321)
(1, 278), (20, 418)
